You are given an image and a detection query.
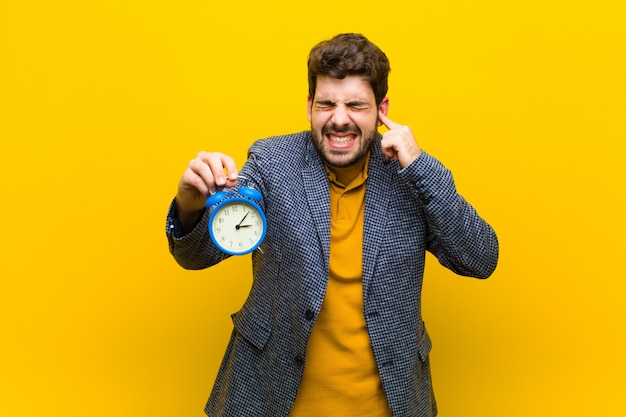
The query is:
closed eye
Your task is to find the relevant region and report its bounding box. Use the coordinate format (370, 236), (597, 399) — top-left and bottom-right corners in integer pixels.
(314, 100), (372, 111)
(347, 103), (370, 111)
(315, 103), (334, 111)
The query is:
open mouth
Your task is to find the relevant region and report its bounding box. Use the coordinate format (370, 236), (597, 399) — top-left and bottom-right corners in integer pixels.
(326, 133), (357, 146)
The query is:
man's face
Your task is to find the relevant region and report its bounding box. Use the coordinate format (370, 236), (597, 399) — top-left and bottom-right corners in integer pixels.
(308, 75), (388, 168)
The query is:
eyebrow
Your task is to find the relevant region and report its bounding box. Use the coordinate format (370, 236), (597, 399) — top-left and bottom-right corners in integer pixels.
(315, 99), (371, 106)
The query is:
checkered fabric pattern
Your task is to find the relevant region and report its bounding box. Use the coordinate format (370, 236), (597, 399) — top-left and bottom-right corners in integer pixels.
(166, 131), (499, 417)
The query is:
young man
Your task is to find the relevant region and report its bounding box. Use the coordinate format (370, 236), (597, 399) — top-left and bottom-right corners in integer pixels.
(166, 33), (499, 417)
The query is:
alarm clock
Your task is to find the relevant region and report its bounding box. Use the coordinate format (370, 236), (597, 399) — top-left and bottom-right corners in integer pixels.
(205, 186), (267, 256)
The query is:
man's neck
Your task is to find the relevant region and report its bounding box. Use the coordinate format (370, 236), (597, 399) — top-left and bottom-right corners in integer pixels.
(325, 154), (369, 187)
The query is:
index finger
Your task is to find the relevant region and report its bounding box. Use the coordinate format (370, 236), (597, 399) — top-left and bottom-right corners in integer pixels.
(378, 110), (402, 130)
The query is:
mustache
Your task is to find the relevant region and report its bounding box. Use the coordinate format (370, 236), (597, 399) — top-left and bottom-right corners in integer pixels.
(322, 124), (362, 135)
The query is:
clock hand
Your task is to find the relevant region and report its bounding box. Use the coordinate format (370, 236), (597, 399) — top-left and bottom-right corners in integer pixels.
(235, 211), (250, 230)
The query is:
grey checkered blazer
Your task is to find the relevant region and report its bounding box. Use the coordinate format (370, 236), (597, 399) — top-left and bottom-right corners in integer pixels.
(166, 131), (499, 417)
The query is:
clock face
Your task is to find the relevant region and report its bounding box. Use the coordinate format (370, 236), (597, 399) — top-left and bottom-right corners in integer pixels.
(209, 199), (266, 255)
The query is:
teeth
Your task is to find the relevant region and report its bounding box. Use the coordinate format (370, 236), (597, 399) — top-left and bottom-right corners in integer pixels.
(329, 135), (354, 143)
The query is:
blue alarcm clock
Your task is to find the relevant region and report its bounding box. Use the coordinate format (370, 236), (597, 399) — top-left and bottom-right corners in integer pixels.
(205, 186), (267, 256)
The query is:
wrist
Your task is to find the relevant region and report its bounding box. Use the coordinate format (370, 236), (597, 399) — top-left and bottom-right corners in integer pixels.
(174, 198), (205, 233)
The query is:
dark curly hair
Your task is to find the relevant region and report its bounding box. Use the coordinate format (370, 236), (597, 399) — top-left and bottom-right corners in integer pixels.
(307, 33), (391, 106)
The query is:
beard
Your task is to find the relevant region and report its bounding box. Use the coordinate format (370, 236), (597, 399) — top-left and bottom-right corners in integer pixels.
(311, 122), (379, 168)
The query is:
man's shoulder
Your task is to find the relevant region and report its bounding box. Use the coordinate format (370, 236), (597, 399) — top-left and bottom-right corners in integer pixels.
(256, 130), (311, 146)
(249, 130), (313, 157)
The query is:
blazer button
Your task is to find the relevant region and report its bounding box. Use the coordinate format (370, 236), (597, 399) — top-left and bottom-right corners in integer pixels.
(295, 355), (304, 367)
(305, 309), (314, 320)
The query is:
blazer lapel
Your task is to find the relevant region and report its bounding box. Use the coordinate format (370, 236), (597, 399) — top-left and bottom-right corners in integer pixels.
(302, 142), (331, 262)
(362, 140), (393, 302)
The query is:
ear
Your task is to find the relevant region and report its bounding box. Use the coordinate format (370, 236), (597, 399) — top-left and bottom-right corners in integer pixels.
(307, 96), (313, 122)
(378, 97), (390, 126)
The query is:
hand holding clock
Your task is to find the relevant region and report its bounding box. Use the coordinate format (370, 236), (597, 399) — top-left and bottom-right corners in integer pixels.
(176, 151), (239, 233)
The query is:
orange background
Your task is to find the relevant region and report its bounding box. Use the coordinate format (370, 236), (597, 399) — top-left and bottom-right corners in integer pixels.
(1, 0), (625, 416)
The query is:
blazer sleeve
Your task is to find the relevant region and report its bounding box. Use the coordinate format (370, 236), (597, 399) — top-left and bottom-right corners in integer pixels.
(399, 151), (499, 278)
(165, 199), (230, 270)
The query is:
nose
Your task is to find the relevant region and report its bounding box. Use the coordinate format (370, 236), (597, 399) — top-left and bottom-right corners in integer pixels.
(330, 103), (350, 126)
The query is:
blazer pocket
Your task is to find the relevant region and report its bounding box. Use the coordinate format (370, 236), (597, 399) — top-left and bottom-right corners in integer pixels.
(231, 309), (272, 351)
(417, 323), (432, 361)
